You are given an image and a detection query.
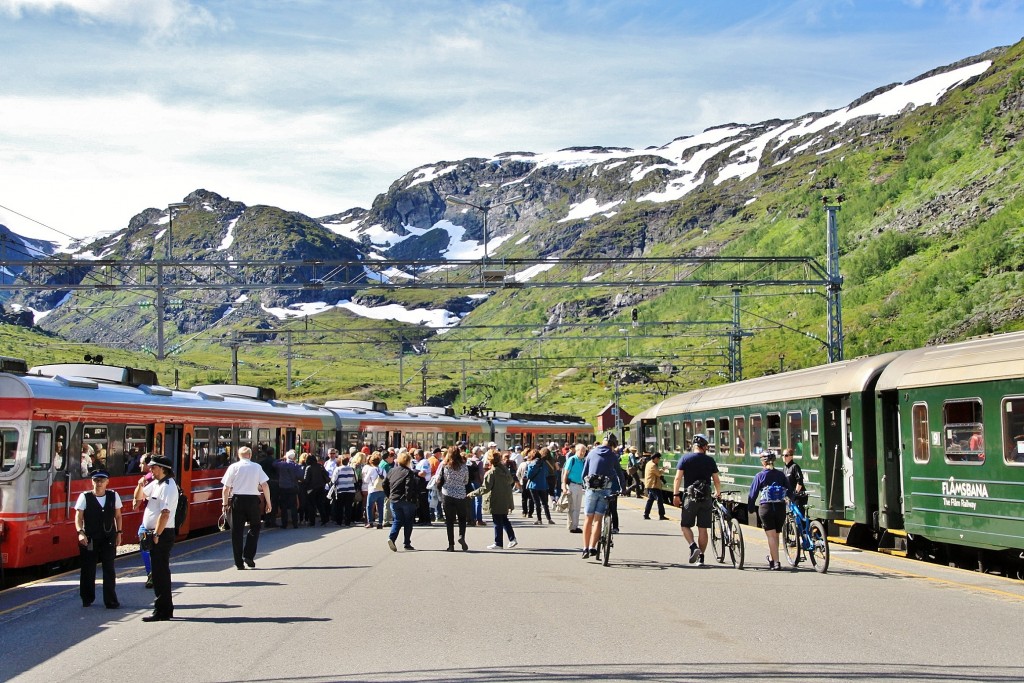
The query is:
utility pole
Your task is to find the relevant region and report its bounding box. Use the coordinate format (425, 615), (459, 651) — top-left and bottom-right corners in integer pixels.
(823, 196), (845, 362)
(286, 330), (293, 390)
(420, 363), (428, 404)
(729, 287), (742, 382)
(155, 264), (166, 360)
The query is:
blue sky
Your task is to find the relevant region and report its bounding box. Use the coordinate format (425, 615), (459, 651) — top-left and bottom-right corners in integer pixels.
(0, 0), (1021, 242)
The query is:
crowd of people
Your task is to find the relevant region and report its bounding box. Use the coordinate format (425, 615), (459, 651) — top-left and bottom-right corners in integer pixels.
(78, 432), (810, 623)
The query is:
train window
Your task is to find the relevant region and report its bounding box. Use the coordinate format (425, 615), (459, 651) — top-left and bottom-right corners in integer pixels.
(125, 426), (150, 473)
(704, 419), (716, 455)
(912, 403), (930, 463)
(256, 429), (272, 456)
(718, 417), (730, 456)
(54, 426), (67, 470)
(1, 429), (17, 472)
(238, 429), (252, 450)
(31, 427), (52, 470)
(787, 411), (804, 456)
(672, 422), (680, 451)
(82, 425), (109, 478)
(734, 416), (746, 455)
(154, 433), (163, 461)
(683, 421), (694, 449)
(767, 414), (782, 450)
(217, 428), (233, 466)
(750, 415), (763, 455)
(809, 410), (820, 460)
(184, 433), (193, 471)
(661, 423), (671, 452)
(1001, 398), (1024, 465)
(192, 428), (211, 470)
(943, 399), (984, 464)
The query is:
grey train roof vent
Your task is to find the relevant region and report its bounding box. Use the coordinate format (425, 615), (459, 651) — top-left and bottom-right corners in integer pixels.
(29, 364), (159, 387)
(190, 384), (277, 402)
(325, 399), (389, 412)
(0, 356), (28, 374)
(405, 406), (455, 417)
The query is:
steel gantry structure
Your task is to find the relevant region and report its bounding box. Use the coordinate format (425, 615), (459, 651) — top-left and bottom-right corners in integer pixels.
(0, 254), (844, 369)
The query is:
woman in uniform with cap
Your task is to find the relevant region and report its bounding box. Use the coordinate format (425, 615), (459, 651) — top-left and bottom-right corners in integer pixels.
(74, 469), (122, 608)
(136, 454), (179, 621)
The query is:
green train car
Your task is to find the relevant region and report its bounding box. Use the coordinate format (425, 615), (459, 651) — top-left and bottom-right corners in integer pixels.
(875, 333), (1024, 573)
(630, 330), (1024, 577)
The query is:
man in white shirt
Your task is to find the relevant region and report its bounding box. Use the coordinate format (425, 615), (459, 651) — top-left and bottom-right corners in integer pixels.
(221, 446), (272, 570)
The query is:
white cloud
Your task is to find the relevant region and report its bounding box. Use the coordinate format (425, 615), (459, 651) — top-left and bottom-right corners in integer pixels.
(0, 1), (1018, 243)
(0, 0), (220, 35)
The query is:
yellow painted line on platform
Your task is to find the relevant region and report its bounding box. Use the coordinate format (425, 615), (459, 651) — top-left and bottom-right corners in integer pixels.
(0, 535), (232, 617)
(828, 555), (1024, 603)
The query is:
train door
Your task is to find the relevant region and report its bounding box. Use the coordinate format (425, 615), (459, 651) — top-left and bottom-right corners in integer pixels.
(27, 426), (54, 522)
(841, 400), (856, 509)
(48, 424), (71, 521)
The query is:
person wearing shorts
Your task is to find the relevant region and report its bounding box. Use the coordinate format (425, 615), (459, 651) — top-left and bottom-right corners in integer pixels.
(580, 433), (621, 559)
(747, 451), (792, 570)
(672, 435), (721, 567)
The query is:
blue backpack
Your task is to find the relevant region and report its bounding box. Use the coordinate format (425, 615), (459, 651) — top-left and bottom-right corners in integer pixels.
(760, 483), (788, 504)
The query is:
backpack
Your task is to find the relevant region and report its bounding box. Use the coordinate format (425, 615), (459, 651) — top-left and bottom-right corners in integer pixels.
(174, 482), (188, 528)
(759, 483), (788, 504)
(684, 478), (711, 502)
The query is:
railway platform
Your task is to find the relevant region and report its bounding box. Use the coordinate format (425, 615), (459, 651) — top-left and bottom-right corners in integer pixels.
(1, 497), (1022, 683)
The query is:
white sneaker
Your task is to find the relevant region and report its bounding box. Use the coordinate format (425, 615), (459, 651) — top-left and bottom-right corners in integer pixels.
(486, 543), (501, 550)
(508, 539), (518, 548)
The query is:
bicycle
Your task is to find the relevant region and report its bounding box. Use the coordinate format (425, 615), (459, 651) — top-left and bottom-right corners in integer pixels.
(709, 497), (744, 569)
(593, 492), (618, 567)
(782, 498), (829, 573)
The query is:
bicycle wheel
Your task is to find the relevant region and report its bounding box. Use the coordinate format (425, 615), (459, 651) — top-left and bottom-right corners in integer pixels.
(782, 513), (801, 566)
(602, 514), (613, 566)
(728, 517), (744, 569)
(710, 507), (726, 563)
(808, 520), (830, 573)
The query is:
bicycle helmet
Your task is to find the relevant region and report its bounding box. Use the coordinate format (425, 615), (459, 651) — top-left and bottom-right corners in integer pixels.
(692, 434), (709, 448)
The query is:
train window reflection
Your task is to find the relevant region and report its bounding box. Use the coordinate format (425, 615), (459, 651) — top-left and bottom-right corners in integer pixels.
(718, 417), (730, 456)
(82, 424), (109, 478)
(54, 426), (67, 471)
(809, 410), (820, 460)
(1, 428), (19, 472)
(125, 425), (149, 473)
(1002, 398), (1024, 465)
(912, 403), (930, 463)
(750, 415), (763, 455)
(943, 399), (984, 464)
(787, 411), (803, 456)
(767, 414), (782, 450)
(734, 416), (746, 455)
(31, 427), (52, 470)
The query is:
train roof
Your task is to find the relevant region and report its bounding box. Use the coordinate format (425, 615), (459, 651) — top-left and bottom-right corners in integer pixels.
(876, 330), (1024, 391)
(649, 352), (905, 418)
(0, 371), (336, 422)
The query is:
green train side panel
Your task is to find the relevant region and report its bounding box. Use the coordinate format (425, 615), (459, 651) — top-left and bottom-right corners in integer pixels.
(900, 381), (1024, 552)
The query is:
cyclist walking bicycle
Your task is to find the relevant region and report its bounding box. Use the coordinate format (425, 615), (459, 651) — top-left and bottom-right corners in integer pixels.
(672, 435), (721, 566)
(747, 450), (793, 570)
(580, 433), (621, 559)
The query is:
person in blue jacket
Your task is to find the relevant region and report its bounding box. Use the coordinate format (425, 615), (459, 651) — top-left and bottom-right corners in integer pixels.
(747, 451), (792, 570)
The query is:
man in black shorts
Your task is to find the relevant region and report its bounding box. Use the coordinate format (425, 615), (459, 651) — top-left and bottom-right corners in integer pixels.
(672, 435), (721, 566)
